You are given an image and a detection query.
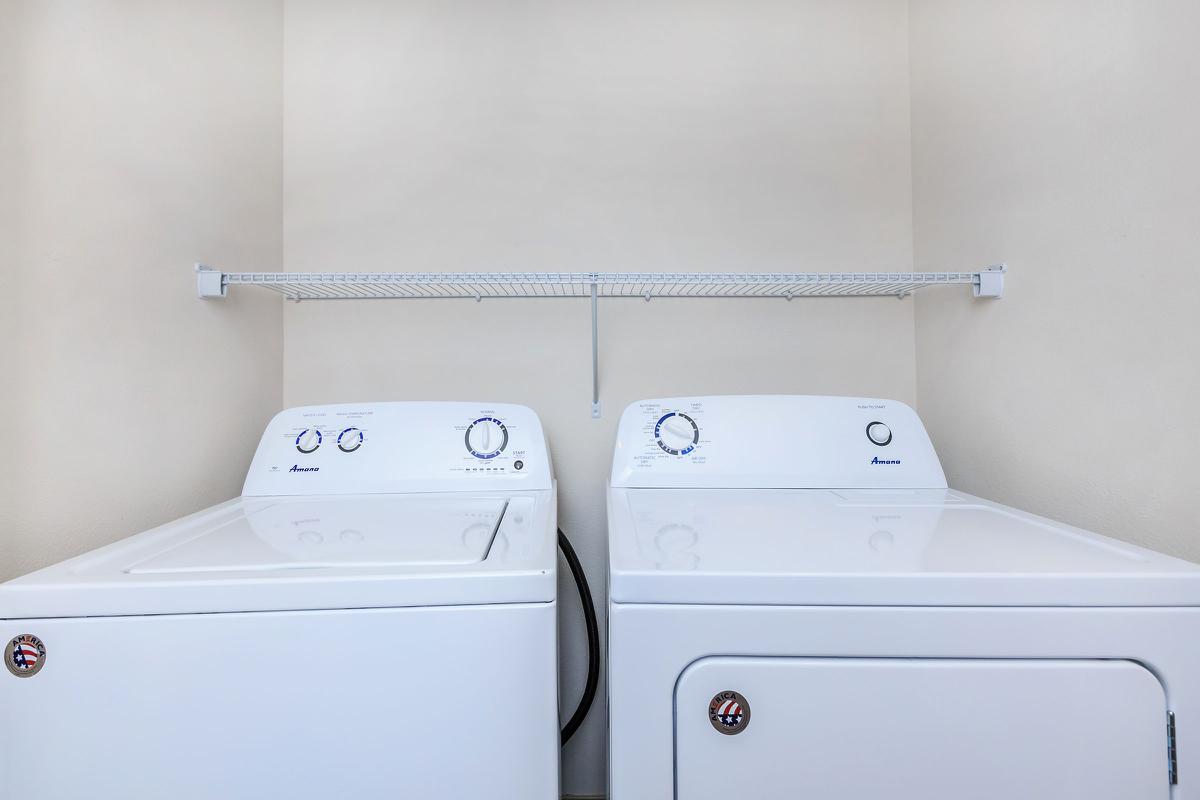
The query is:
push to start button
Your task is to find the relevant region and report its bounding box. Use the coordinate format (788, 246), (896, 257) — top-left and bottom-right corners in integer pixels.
(866, 421), (892, 446)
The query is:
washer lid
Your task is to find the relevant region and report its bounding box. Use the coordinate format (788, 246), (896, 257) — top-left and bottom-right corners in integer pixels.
(1, 492), (557, 619)
(608, 488), (1200, 606)
(127, 495), (507, 573)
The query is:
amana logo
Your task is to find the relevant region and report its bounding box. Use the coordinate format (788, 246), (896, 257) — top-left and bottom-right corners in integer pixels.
(289, 464), (319, 473)
(871, 457), (901, 465)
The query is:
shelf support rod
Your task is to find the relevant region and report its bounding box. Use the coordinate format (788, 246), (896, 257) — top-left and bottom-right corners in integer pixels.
(591, 281), (601, 418)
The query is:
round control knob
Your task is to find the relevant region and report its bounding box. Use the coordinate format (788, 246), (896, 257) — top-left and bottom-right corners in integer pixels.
(655, 412), (699, 455)
(295, 428), (322, 454)
(337, 427), (364, 453)
(465, 417), (509, 459)
(866, 421), (892, 446)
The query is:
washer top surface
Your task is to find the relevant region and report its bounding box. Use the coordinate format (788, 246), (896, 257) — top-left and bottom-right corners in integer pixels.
(128, 494), (510, 574)
(3, 490), (556, 619)
(2, 402), (557, 619)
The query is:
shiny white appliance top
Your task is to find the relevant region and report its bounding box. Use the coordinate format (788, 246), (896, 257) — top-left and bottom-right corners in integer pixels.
(608, 396), (1200, 606)
(2, 402), (556, 619)
(128, 495), (509, 574)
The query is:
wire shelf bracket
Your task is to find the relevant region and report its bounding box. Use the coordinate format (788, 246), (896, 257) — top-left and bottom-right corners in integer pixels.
(196, 263), (1006, 417)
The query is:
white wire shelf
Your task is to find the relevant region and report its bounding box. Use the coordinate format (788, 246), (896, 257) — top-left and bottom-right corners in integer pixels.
(196, 265), (1006, 300)
(195, 263), (1006, 417)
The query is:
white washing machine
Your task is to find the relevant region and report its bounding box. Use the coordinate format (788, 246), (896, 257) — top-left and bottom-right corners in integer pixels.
(608, 395), (1200, 800)
(1, 402), (559, 799)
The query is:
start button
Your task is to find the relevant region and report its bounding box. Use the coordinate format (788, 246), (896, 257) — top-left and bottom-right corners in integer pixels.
(866, 422), (892, 446)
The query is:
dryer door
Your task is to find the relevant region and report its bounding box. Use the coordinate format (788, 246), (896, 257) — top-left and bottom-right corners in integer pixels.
(675, 657), (1169, 799)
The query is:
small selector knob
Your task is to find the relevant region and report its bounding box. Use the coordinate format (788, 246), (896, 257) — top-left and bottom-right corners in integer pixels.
(296, 428), (322, 454)
(866, 421), (892, 446)
(337, 427), (364, 453)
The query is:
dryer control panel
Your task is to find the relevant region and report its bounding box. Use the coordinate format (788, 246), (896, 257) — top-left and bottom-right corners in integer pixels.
(610, 396), (946, 489)
(244, 402), (552, 496)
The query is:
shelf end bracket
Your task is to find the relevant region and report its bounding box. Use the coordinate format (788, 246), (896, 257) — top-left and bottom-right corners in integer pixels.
(196, 264), (227, 299)
(973, 264), (1007, 299)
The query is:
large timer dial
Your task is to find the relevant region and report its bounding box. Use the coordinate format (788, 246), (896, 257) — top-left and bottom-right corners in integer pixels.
(465, 417), (509, 459)
(655, 412), (699, 455)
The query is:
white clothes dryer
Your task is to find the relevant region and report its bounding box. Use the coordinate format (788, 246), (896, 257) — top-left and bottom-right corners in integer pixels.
(608, 395), (1200, 800)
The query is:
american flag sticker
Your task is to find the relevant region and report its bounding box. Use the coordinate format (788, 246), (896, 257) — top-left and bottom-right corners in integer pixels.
(708, 690), (750, 735)
(5, 634), (46, 678)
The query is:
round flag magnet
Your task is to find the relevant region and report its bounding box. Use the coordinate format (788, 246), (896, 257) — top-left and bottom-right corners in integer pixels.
(6, 634), (46, 678)
(708, 690), (750, 735)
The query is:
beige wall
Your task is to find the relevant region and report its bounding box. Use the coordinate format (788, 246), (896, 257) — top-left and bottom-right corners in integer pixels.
(910, 1), (1200, 560)
(1, 4), (20, 567)
(281, 0), (916, 792)
(1, 1), (284, 580)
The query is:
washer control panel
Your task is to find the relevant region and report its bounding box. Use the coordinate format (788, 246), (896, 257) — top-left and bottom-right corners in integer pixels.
(244, 402), (551, 496)
(611, 396), (946, 489)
